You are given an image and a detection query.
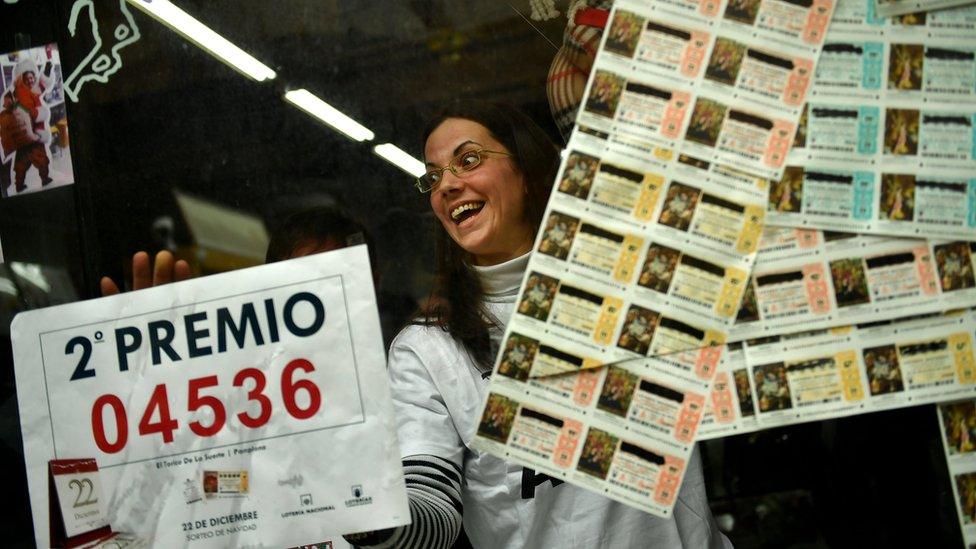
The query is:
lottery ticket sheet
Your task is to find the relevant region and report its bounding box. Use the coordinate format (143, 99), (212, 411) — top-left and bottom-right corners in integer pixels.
(937, 397), (976, 546)
(699, 308), (976, 439)
(471, 334), (722, 517)
(875, 0), (976, 17)
(527, 0), (858, 362)
(766, 0), (976, 240)
(731, 228), (976, 340)
(578, 0), (836, 182)
(536, 143), (767, 363)
(469, 0), (843, 517)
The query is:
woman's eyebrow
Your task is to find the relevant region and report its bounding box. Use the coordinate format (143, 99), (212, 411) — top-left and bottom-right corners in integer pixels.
(452, 140), (483, 156)
(425, 140), (484, 167)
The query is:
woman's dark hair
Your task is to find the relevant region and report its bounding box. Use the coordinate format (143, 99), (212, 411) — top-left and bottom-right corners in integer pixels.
(417, 101), (559, 371)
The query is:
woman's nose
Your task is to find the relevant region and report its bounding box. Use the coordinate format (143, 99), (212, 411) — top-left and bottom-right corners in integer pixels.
(437, 169), (464, 193)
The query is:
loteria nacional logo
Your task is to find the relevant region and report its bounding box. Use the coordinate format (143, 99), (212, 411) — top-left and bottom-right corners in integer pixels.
(344, 484), (373, 508)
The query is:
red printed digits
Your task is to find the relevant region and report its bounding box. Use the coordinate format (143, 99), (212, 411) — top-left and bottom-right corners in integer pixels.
(138, 384), (179, 443)
(188, 375), (226, 437)
(282, 359), (322, 420)
(88, 360), (323, 453)
(92, 394), (128, 454)
(234, 368), (273, 428)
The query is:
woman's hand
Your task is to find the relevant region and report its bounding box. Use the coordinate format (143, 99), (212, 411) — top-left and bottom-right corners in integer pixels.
(99, 251), (191, 297)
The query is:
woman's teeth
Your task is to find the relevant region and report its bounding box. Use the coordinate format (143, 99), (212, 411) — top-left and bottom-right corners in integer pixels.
(451, 202), (485, 221)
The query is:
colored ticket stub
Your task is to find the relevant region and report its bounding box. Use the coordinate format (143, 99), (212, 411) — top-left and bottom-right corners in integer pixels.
(938, 397), (976, 547)
(732, 234), (976, 339)
(745, 342), (866, 425)
(700, 309), (976, 439)
(680, 96), (797, 179)
(580, 68), (694, 155)
(11, 247), (409, 548)
(471, 339), (721, 517)
(697, 343), (760, 438)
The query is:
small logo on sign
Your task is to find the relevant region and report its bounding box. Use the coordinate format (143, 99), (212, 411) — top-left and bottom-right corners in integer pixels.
(345, 484), (372, 508)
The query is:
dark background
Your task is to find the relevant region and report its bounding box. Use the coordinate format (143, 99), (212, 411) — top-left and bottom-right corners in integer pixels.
(0, 1), (962, 546)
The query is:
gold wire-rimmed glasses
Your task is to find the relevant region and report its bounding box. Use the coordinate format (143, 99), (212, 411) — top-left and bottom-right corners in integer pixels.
(415, 148), (513, 193)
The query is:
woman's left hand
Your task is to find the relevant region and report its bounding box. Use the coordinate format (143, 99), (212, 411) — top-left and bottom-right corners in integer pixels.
(99, 250), (191, 296)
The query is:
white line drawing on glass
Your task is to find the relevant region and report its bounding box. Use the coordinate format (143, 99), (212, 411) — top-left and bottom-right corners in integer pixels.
(63, 0), (140, 102)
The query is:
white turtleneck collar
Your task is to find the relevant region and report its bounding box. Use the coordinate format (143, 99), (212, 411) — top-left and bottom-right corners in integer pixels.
(471, 252), (530, 300)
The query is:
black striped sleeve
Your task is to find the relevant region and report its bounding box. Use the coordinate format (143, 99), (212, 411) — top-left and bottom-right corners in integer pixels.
(346, 454), (463, 549)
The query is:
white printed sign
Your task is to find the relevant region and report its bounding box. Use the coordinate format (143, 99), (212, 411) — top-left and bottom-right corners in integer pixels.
(12, 245), (408, 548)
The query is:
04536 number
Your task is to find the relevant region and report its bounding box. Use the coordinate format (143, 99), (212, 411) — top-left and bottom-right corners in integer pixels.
(91, 359), (321, 453)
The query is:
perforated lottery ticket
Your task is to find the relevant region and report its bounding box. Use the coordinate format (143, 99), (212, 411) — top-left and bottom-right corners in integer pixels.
(577, 0), (836, 181)
(765, 0), (976, 240)
(699, 309), (976, 439)
(471, 336), (722, 517)
(937, 396), (976, 546)
(732, 230), (976, 339)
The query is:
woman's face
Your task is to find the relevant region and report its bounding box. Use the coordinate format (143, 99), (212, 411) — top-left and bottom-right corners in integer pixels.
(425, 118), (535, 266)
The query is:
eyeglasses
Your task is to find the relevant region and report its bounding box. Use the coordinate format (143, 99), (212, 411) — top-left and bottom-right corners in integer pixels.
(415, 148), (513, 193)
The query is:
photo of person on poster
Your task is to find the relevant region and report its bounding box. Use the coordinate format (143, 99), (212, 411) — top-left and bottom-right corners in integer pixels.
(0, 44), (74, 197)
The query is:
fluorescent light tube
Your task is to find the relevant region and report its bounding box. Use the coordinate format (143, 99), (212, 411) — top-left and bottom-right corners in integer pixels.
(126, 0), (276, 81)
(284, 89), (375, 142)
(374, 143), (425, 177)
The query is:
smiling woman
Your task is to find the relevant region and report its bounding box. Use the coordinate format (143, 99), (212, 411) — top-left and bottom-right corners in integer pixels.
(347, 101), (732, 549)
(423, 123), (533, 267)
(419, 101), (559, 370)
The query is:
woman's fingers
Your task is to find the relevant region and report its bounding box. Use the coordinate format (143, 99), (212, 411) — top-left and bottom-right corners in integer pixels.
(99, 276), (121, 297)
(102, 251), (189, 296)
(174, 259), (191, 283)
(131, 251), (152, 291)
(152, 250), (175, 286)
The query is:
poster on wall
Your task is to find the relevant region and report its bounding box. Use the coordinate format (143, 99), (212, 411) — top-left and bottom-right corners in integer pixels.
(0, 43), (75, 198)
(11, 246), (408, 547)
